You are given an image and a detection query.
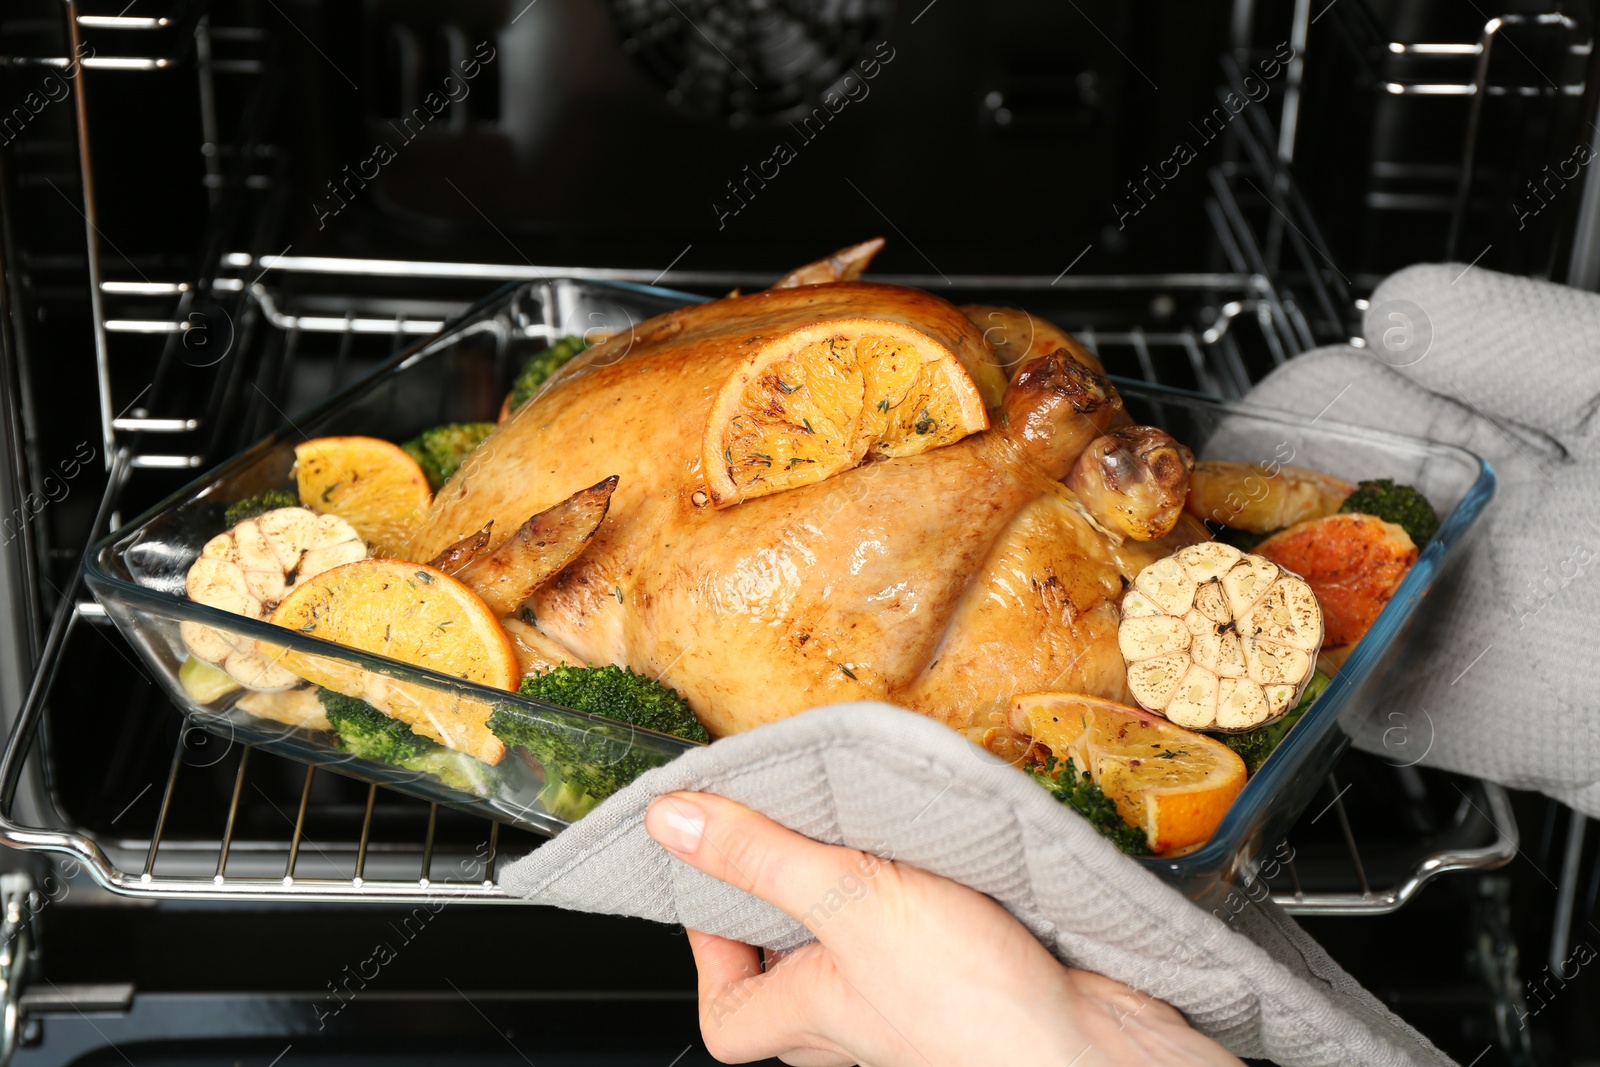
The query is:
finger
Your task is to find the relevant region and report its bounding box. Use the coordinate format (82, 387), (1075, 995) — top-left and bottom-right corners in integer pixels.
(645, 792), (891, 939)
(687, 928), (763, 1005)
(686, 933), (848, 1065)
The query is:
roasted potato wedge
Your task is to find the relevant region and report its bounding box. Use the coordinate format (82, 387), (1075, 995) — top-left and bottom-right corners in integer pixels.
(455, 476), (618, 616)
(428, 521), (494, 576)
(771, 237), (886, 289)
(235, 686), (332, 732)
(502, 616), (579, 677)
(1184, 460), (1355, 533)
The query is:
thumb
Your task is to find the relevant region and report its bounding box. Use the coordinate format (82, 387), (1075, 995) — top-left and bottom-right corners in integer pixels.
(685, 930), (854, 1067)
(644, 791), (891, 944)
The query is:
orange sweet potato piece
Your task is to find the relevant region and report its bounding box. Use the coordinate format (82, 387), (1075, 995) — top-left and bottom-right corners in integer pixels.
(1255, 513), (1417, 647)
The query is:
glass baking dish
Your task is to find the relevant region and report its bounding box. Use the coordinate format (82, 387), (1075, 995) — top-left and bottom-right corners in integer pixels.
(84, 278), (1492, 903)
(1123, 381), (1493, 904)
(85, 279), (709, 839)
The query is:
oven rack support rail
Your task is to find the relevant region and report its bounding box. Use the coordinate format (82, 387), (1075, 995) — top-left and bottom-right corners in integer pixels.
(13, 0), (271, 472)
(1290, 0), (1595, 264)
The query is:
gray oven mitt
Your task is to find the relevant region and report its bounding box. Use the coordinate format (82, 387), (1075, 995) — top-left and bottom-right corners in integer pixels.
(1236, 263), (1600, 814)
(502, 702), (1450, 1066)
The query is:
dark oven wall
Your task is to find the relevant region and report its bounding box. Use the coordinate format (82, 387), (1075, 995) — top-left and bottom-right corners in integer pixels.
(286, 0), (1240, 275)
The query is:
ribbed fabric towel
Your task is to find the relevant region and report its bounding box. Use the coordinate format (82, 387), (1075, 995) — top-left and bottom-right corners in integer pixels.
(504, 704), (1450, 1066)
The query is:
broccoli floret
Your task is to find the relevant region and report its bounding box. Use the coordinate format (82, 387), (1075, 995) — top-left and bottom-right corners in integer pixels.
(487, 664), (708, 819)
(401, 422), (497, 491)
(1219, 671), (1332, 775)
(318, 690), (497, 796)
(514, 664), (709, 741)
(401, 746), (499, 796)
(532, 762), (600, 822)
(320, 689), (434, 762)
(507, 335), (592, 413)
(224, 489), (300, 527)
(1339, 479), (1439, 545)
(1029, 756), (1151, 855)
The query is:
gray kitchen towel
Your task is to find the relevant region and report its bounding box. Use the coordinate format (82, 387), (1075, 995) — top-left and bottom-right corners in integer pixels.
(1238, 264), (1600, 814)
(503, 702), (1451, 1066)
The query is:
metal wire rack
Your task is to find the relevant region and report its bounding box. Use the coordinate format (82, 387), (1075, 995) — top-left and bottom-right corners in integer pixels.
(0, 0), (1518, 915)
(0, 247), (1519, 912)
(1306, 0), (1594, 263)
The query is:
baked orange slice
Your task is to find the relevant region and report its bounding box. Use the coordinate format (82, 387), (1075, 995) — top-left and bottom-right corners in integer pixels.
(294, 436), (433, 557)
(262, 558), (518, 763)
(702, 318), (988, 507)
(1011, 691), (1247, 853)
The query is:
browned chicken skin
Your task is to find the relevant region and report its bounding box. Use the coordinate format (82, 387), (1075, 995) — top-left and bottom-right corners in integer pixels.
(960, 304), (1107, 377)
(408, 282), (1156, 739)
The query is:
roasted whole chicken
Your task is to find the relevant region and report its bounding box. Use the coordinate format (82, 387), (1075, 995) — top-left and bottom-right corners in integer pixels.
(406, 251), (1203, 743)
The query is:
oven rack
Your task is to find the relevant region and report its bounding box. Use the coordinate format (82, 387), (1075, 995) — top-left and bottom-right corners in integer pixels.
(7, 0), (278, 474)
(0, 251), (1518, 914)
(1329, 2), (1590, 99)
(0, 636), (1524, 912)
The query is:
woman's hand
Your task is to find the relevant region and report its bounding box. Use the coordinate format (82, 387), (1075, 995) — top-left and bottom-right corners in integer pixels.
(645, 791), (1242, 1067)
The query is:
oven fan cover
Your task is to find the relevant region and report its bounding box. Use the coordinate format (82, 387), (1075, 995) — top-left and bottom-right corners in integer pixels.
(607, 0), (892, 125)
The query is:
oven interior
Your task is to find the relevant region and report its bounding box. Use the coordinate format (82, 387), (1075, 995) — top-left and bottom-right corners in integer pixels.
(2, 0), (1599, 1064)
